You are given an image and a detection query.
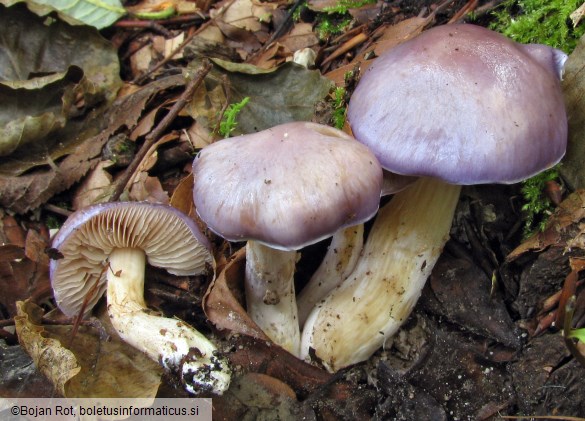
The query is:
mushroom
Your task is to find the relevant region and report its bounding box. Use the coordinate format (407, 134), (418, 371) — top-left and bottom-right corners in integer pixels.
(296, 170), (419, 325)
(300, 24), (568, 372)
(49, 202), (231, 395)
(192, 121), (382, 356)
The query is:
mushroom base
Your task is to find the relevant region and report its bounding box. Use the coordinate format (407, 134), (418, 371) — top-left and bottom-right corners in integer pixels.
(300, 177), (461, 372)
(245, 241), (301, 356)
(106, 248), (231, 395)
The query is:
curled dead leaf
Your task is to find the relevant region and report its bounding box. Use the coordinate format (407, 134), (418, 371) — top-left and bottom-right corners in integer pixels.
(15, 300), (162, 398)
(203, 247), (269, 341)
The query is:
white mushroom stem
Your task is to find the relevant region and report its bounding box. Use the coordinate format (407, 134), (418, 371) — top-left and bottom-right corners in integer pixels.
(245, 240), (301, 356)
(296, 224), (364, 326)
(106, 247), (231, 395)
(300, 177), (461, 372)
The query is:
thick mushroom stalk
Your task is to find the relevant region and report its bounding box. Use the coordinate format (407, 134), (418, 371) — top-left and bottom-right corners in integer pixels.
(106, 247), (231, 395)
(296, 172), (418, 326)
(245, 241), (299, 354)
(301, 177), (460, 371)
(296, 224), (363, 325)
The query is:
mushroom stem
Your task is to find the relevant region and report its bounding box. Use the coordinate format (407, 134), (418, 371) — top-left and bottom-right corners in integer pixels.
(300, 177), (461, 372)
(245, 240), (301, 356)
(106, 247), (231, 395)
(297, 224), (364, 326)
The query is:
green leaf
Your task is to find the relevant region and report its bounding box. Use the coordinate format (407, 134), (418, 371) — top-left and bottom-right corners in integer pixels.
(1, 0), (126, 29)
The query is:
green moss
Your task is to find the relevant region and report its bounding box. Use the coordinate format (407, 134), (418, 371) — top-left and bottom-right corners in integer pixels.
(322, 0), (376, 14)
(316, 16), (352, 40)
(219, 97), (250, 138)
(331, 86), (347, 129)
(520, 168), (559, 237)
(490, 0), (585, 52)
(315, 0), (375, 40)
(490, 1), (581, 237)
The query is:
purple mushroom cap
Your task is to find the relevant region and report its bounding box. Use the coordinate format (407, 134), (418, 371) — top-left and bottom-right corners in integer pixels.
(348, 24), (568, 185)
(49, 202), (212, 317)
(192, 121), (383, 251)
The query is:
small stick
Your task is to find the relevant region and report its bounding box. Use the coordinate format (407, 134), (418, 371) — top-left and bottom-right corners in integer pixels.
(114, 20), (174, 37)
(131, 0), (234, 85)
(110, 60), (213, 202)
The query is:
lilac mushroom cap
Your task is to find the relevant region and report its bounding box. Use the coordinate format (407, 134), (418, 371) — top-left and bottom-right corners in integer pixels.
(192, 121), (383, 250)
(300, 24), (569, 372)
(347, 23), (568, 185)
(192, 121), (383, 356)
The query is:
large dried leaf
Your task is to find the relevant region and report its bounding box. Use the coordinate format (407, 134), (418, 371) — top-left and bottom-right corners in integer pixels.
(14, 301), (81, 396)
(187, 59), (333, 138)
(1, 0), (125, 29)
(15, 300), (162, 398)
(0, 75), (184, 213)
(0, 4), (121, 159)
(560, 34), (585, 189)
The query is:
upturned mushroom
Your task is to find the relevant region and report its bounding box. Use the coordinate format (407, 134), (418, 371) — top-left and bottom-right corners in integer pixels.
(301, 24), (568, 371)
(192, 121), (382, 356)
(49, 202), (231, 395)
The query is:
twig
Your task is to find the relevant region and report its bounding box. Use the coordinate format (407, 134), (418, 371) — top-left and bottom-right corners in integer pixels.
(44, 203), (73, 218)
(114, 20), (174, 37)
(213, 75), (232, 136)
(131, 21), (210, 85)
(131, 0), (234, 85)
(448, 0), (479, 24)
(110, 60), (213, 202)
(263, 0), (305, 48)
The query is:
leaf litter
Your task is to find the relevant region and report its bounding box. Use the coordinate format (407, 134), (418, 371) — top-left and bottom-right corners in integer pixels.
(2, 0), (585, 419)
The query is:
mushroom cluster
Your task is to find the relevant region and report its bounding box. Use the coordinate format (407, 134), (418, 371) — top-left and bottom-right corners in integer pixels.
(192, 121), (383, 356)
(50, 202), (231, 395)
(301, 23), (568, 371)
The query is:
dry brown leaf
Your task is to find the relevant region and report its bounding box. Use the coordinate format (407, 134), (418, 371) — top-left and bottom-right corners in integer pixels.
(0, 230), (51, 317)
(182, 120), (215, 149)
(213, 373), (299, 420)
(2, 215), (26, 247)
(203, 248), (270, 341)
(250, 42), (291, 69)
(15, 300), (163, 398)
(507, 190), (585, 261)
(324, 16), (432, 86)
(15, 300), (81, 397)
(129, 172), (170, 204)
(215, 0), (276, 32)
(215, 19), (263, 59)
(279, 22), (319, 53)
(170, 173), (196, 216)
(72, 161), (114, 210)
(225, 335), (332, 397)
(0, 76), (187, 214)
